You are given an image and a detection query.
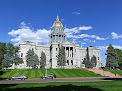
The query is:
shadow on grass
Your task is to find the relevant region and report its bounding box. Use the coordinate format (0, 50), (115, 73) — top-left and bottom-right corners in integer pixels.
(0, 71), (8, 80)
(0, 84), (104, 91)
(102, 78), (122, 81)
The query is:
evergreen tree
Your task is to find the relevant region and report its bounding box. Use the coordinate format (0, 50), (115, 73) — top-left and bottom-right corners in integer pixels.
(115, 49), (122, 69)
(0, 42), (7, 69)
(26, 48), (35, 68)
(57, 45), (66, 69)
(34, 53), (39, 68)
(40, 51), (46, 68)
(83, 48), (90, 68)
(2, 55), (11, 69)
(91, 55), (97, 68)
(106, 44), (119, 69)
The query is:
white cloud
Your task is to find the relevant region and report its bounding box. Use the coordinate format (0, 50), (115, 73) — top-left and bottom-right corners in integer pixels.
(93, 40), (96, 43)
(97, 45), (122, 50)
(81, 42), (86, 44)
(113, 45), (122, 49)
(64, 26), (92, 38)
(83, 39), (89, 41)
(61, 19), (64, 21)
(8, 22), (50, 45)
(64, 26), (106, 40)
(111, 32), (122, 39)
(96, 36), (105, 40)
(72, 12), (80, 15)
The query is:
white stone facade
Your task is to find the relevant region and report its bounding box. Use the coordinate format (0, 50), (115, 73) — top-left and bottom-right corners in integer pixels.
(12, 16), (101, 69)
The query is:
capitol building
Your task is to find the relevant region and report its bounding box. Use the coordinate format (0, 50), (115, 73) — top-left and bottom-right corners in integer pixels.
(12, 15), (101, 69)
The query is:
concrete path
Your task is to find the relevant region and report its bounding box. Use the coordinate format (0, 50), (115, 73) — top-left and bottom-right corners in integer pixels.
(87, 69), (120, 77)
(0, 77), (122, 84)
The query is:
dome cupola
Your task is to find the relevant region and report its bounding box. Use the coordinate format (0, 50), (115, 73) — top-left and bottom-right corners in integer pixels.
(52, 15), (63, 27)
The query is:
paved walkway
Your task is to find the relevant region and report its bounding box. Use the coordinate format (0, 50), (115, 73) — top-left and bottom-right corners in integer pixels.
(87, 69), (120, 77)
(0, 77), (122, 84)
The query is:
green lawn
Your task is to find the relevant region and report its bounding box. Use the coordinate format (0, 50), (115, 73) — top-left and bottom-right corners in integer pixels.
(0, 69), (102, 79)
(104, 69), (122, 75)
(0, 81), (122, 91)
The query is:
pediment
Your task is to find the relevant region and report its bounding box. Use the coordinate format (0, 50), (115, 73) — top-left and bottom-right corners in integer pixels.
(62, 41), (76, 46)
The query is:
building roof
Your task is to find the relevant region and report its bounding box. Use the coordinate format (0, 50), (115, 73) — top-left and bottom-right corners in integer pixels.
(52, 15), (63, 27)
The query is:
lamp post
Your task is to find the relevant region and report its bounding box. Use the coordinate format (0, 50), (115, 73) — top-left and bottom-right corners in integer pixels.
(102, 54), (105, 76)
(35, 66), (37, 78)
(72, 65), (74, 77)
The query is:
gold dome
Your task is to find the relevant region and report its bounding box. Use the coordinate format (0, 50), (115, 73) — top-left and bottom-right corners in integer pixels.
(52, 15), (63, 27)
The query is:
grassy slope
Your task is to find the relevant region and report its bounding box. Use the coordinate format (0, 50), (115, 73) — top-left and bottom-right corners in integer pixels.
(104, 69), (122, 75)
(0, 69), (102, 78)
(0, 81), (122, 91)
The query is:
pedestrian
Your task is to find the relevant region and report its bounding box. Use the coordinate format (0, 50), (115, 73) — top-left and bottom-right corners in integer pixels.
(115, 73), (116, 77)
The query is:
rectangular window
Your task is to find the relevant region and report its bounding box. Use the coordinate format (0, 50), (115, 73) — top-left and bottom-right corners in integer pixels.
(21, 53), (23, 57)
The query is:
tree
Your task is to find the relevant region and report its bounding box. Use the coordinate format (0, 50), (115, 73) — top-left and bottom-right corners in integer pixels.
(2, 55), (11, 69)
(13, 55), (24, 65)
(14, 46), (20, 57)
(83, 48), (91, 68)
(91, 55), (97, 68)
(0, 42), (7, 69)
(26, 49), (35, 68)
(115, 49), (122, 69)
(57, 45), (66, 69)
(106, 44), (119, 69)
(34, 53), (39, 68)
(6, 43), (14, 57)
(40, 51), (46, 68)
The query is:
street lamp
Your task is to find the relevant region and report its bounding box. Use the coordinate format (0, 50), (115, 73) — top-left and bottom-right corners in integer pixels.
(35, 66), (37, 78)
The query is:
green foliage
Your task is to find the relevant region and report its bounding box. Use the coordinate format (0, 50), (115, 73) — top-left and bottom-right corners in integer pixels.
(0, 69), (102, 79)
(115, 49), (122, 69)
(40, 51), (46, 68)
(14, 46), (20, 57)
(6, 43), (14, 57)
(2, 55), (11, 68)
(83, 48), (91, 68)
(0, 42), (7, 68)
(91, 55), (97, 68)
(26, 49), (35, 68)
(13, 55), (24, 65)
(57, 45), (66, 68)
(34, 53), (39, 67)
(106, 44), (119, 69)
(104, 69), (122, 75)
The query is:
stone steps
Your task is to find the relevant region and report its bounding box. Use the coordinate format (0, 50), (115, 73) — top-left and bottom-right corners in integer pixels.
(87, 69), (120, 77)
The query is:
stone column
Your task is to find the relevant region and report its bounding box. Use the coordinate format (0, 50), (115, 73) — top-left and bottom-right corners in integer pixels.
(68, 47), (69, 57)
(55, 35), (56, 42)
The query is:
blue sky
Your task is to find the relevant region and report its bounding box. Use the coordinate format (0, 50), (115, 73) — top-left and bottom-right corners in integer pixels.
(0, 0), (122, 63)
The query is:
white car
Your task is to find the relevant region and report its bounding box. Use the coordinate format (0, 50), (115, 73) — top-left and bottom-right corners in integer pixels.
(9, 75), (28, 80)
(41, 73), (56, 79)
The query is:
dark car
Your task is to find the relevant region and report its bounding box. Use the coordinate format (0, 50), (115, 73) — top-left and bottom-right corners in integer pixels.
(9, 75), (28, 80)
(41, 73), (56, 79)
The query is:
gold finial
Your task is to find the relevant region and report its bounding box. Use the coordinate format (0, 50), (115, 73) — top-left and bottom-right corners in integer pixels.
(56, 15), (59, 21)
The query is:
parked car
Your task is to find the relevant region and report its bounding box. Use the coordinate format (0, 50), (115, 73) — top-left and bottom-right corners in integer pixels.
(9, 75), (28, 80)
(41, 73), (56, 79)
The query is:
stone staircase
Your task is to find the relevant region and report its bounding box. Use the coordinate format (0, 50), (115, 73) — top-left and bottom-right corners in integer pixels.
(87, 69), (120, 77)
